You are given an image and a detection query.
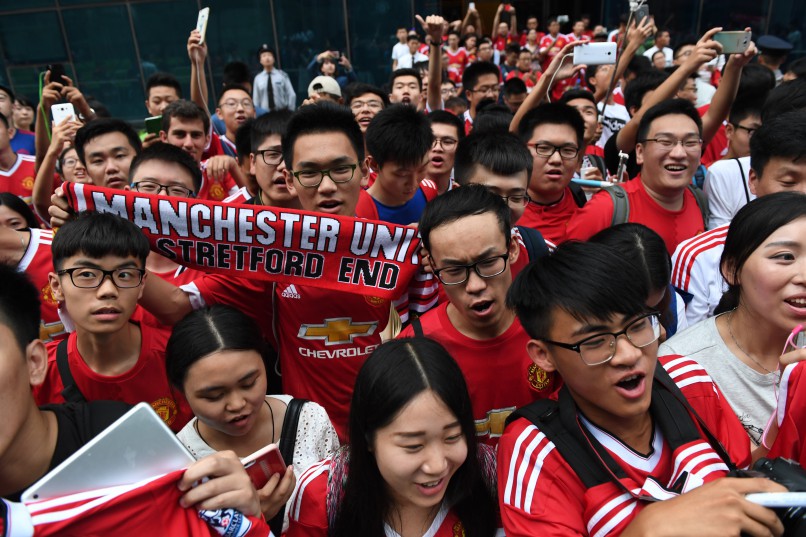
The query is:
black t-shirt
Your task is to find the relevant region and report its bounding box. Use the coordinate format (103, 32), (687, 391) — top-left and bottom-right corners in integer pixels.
(6, 401), (131, 501)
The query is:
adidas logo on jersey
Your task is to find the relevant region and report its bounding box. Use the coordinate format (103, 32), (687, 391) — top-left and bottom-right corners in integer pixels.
(281, 284), (301, 299)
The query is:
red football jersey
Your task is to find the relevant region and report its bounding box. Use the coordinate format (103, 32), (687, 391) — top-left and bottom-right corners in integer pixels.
(565, 179), (705, 254)
(769, 362), (806, 464)
(137, 264), (207, 330)
(26, 469), (272, 537)
(539, 34), (568, 71)
(398, 303), (559, 446)
(0, 154), (37, 204)
(498, 355), (751, 536)
(198, 160), (239, 202)
(287, 458), (469, 537)
(224, 186), (252, 204)
(444, 46), (469, 84)
(698, 104), (729, 168)
(17, 229), (66, 342)
(516, 187), (579, 244)
(202, 131), (225, 160)
(34, 324), (193, 433)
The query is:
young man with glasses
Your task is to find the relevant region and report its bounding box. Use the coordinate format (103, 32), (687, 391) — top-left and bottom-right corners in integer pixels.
(461, 62), (502, 134)
(35, 211), (193, 432)
(568, 99), (707, 254)
(425, 110), (463, 194)
(215, 85), (257, 157)
(499, 240), (784, 536)
(516, 103), (586, 244)
(399, 185), (558, 447)
(345, 83), (387, 134)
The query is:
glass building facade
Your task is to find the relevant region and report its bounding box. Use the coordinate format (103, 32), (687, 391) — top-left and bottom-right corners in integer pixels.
(1, 0), (803, 122)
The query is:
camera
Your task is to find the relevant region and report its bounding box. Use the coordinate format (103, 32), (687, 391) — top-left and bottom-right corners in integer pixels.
(736, 458), (806, 536)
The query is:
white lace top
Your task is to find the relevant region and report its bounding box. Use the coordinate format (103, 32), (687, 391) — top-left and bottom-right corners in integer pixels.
(177, 394), (340, 530)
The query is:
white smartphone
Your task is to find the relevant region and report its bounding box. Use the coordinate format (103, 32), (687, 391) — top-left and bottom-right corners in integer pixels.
(468, 2), (475, 11)
(573, 42), (617, 65)
(51, 103), (76, 124)
(713, 31), (752, 54)
(196, 7), (210, 45)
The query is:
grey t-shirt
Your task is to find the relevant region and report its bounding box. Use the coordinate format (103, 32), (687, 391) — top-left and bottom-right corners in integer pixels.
(659, 315), (779, 446)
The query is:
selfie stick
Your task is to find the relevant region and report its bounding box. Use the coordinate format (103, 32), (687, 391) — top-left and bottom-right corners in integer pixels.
(572, 178), (616, 188)
(599, 0), (647, 124)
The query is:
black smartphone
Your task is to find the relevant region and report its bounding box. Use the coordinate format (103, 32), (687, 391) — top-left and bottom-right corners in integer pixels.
(48, 63), (67, 86)
(634, 4), (650, 25)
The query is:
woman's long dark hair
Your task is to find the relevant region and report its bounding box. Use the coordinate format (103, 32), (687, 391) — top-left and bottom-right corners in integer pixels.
(716, 192), (806, 314)
(0, 192), (39, 229)
(330, 338), (497, 537)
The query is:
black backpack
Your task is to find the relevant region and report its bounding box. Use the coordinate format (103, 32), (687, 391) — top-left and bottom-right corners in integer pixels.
(606, 183), (708, 227)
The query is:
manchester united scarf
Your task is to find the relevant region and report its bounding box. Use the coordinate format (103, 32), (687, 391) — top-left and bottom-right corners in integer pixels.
(63, 183), (421, 299)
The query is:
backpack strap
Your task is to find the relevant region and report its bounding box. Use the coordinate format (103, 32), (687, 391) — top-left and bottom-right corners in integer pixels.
(410, 315), (424, 337)
(56, 338), (86, 404)
(516, 225), (550, 261)
(269, 398), (309, 536)
(607, 184), (630, 226)
(686, 184), (709, 229)
(567, 182), (588, 208)
(734, 158), (750, 204)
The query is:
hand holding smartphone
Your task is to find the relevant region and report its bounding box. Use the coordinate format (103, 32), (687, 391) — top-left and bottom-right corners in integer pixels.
(573, 42), (617, 65)
(51, 103), (76, 124)
(713, 31), (752, 54)
(144, 115), (162, 136)
(242, 444), (286, 490)
(196, 8), (210, 46)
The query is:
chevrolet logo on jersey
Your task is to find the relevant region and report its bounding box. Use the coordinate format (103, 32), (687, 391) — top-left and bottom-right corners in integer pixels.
(298, 317), (378, 346)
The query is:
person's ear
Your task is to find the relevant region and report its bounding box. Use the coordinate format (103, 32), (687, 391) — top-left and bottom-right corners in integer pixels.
(215, 108), (224, 120)
(137, 270), (147, 301)
(249, 153), (257, 176)
(48, 271), (64, 302)
(27, 339), (50, 387)
(365, 155), (378, 173)
(508, 235), (520, 265)
(526, 339), (557, 373)
(159, 130), (168, 142)
(635, 142), (645, 167)
(748, 167), (759, 196)
(284, 168), (298, 196)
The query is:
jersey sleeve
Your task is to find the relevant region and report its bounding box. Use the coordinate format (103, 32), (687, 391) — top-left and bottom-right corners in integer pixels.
(769, 363), (806, 463)
(703, 166), (735, 230)
(660, 355), (751, 469)
(286, 460), (331, 537)
(565, 190), (615, 243)
(497, 418), (588, 536)
(670, 241), (716, 326)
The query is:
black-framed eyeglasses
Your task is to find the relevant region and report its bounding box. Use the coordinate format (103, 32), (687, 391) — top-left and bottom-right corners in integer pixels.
(469, 85), (500, 95)
(432, 137), (458, 150)
(291, 164), (358, 188)
(542, 312), (661, 366)
(731, 123), (758, 137)
(528, 142), (580, 160)
(132, 181), (195, 198)
(638, 136), (702, 152)
(499, 193), (531, 206)
(256, 149), (283, 166)
(57, 267), (145, 289)
(432, 251), (510, 285)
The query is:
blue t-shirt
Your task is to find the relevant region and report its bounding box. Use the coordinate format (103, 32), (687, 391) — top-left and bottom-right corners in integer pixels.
(373, 189), (428, 226)
(11, 130), (35, 155)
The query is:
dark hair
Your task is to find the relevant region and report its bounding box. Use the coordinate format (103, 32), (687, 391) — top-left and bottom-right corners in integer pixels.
(636, 98), (702, 142)
(505, 43), (521, 55)
(0, 113), (8, 130)
(750, 109), (806, 180)
(454, 131), (532, 186)
(445, 96), (468, 111)
(589, 223), (670, 292)
(218, 84), (251, 106)
(735, 64), (776, 105)
(344, 83), (389, 108)
(282, 101), (364, 168)
(0, 84), (15, 102)
(717, 192), (806, 313)
(161, 99), (210, 135)
(365, 104), (433, 169)
(51, 211), (150, 271)
(14, 97), (35, 110)
(389, 68), (422, 91)
(129, 142), (203, 191)
(145, 72), (183, 99)
(331, 338), (497, 537)
(428, 109), (464, 141)
(762, 79), (806, 122)
(673, 40), (697, 60)
(508, 241), (650, 339)
(165, 305), (269, 389)
(419, 184), (510, 252)
(0, 264), (40, 352)
(0, 192), (39, 228)
(517, 103), (585, 148)
(623, 70), (668, 113)
(462, 62), (500, 93)
(461, 33), (479, 48)
(503, 77), (527, 97)
(728, 101), (761, 127)
(787, 57), (806, 80)
(250, 109), (293, 152)
(222, 62), (252, 87)
(559, 88), (598, 112)
(473, 103), (514, 134)
(626, 55), (652, 77)
(235, 118), (254, 164)
(74, 118), (142, 166)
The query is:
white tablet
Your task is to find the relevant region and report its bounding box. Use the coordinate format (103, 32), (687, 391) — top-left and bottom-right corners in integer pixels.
(22, 403), (195, 502)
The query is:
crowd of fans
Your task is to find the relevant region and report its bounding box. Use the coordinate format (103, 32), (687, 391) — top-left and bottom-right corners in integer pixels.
(2, 2), (806, 535)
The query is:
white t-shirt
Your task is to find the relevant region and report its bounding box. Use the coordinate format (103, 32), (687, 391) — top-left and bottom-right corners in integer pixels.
(596, 101), (631, 149)
(395, 51), (429, 69)
(659, 315), (779, 446)
(703, 156), (755, 229)
(391, 42), (409, 61)
(671, 224), (729, 326)
(643, 45), (673, 67)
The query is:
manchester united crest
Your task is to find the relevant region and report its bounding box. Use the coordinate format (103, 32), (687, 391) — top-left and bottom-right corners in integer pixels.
(452, 521), (466, 536)
(152, 397), (179, 426)
(528, 363), (551, 391)
(22, 176), (34, 191)
(364, 295), (387, 308)
(209, 183), (225, 201)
